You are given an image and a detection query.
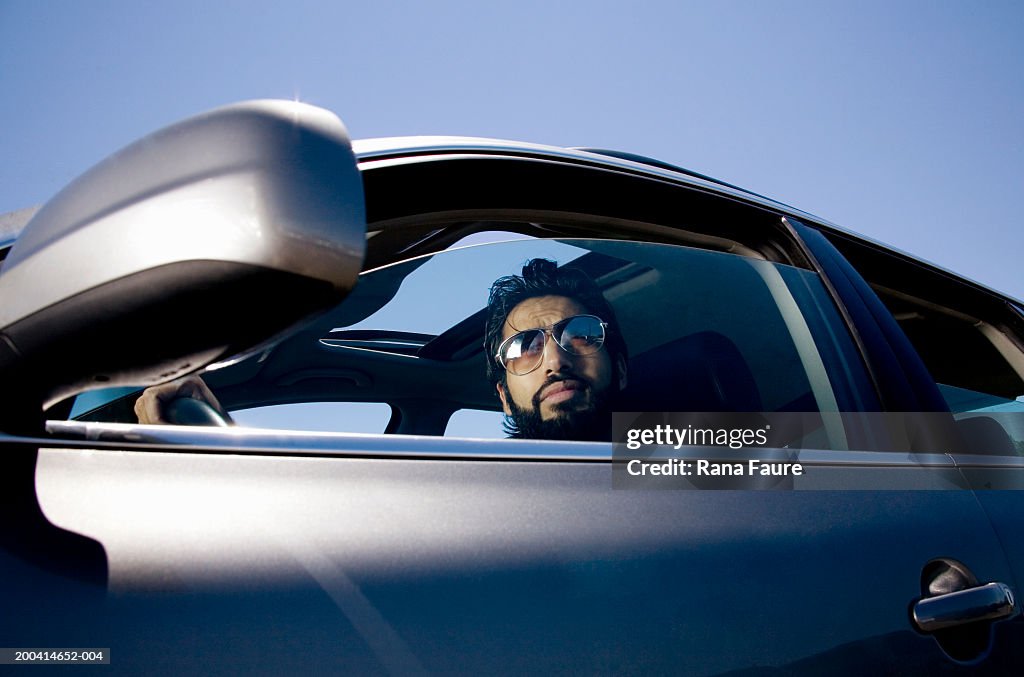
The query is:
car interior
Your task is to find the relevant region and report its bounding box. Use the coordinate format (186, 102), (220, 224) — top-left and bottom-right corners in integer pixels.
(67, 219), (872, 450)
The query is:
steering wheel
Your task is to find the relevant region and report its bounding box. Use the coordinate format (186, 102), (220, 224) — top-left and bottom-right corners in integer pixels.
(165, 397), (232, 427)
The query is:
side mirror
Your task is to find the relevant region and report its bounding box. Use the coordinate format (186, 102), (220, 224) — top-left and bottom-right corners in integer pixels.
(0, 100), (366, 429)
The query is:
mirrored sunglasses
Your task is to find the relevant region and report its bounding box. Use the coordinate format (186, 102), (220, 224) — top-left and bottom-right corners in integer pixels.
(496, 314), (607, 376)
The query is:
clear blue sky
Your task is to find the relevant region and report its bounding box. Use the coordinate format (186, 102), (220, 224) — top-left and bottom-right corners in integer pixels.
(2, 1), (1022, 299)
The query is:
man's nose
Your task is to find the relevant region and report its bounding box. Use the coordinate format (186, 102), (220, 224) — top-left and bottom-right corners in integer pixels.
(543, 333), (573, 372)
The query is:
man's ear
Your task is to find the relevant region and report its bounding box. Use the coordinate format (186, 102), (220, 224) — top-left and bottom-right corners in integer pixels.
(496, 382), (512, 415)
(616, 355), (628, 391)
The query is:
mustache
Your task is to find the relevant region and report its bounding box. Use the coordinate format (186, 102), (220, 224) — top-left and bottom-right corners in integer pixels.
(531, 373), (588, 408)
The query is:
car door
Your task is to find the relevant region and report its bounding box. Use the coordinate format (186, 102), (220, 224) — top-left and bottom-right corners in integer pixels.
(805, 219), (1024, 669)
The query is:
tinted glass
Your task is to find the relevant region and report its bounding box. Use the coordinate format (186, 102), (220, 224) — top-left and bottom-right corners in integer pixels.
(322, 237), (870, 443)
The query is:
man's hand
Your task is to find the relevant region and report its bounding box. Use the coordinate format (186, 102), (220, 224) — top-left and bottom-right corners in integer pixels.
(134, 375), (231, 425)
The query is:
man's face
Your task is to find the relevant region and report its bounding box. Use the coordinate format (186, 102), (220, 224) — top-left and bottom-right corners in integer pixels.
(496, 295), (626, 440)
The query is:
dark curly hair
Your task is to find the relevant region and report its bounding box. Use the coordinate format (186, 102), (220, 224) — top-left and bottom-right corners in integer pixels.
(484, 258), (627, 388)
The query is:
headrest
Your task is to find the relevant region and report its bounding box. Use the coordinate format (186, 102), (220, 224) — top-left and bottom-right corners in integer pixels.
(619, 331), (762, 412)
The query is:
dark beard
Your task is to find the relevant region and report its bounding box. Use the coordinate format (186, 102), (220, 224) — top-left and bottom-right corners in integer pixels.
(504, 377), (614, 442)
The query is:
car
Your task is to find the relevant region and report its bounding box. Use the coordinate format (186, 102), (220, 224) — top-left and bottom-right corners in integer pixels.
(1, 99), (1023, 674)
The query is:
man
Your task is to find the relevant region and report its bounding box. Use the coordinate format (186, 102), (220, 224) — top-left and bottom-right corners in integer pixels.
(485, 258), (628, 441)
(138, 258), (627, 441)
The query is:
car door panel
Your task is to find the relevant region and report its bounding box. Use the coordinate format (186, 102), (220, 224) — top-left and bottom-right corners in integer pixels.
(25, 443), (1018, 675)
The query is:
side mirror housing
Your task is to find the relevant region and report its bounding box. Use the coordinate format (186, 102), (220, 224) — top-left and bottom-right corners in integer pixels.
(0, 100), (366, 427)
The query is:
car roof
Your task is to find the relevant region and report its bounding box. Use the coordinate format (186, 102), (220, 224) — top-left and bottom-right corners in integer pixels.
(352, 136), (1024, 308)
(353, 135), (807, 214)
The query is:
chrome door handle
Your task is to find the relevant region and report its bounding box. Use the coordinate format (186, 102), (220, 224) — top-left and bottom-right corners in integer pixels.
(912, 582), (1016, 632)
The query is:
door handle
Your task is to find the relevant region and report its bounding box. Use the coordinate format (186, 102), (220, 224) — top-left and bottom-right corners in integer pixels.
(912, 582), (1016, 632)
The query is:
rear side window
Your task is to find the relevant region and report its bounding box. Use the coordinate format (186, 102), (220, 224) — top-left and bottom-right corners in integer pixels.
(827, 232), (1024, 454)
(886, 293), (1024, 455)
(879, 288), (1024, 407)
(231, 402), (394, 433)
(446, 408), (505, 439)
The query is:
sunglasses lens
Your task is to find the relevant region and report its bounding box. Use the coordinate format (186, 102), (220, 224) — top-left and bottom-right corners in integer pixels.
(502, 329), (545, 375)
(558, 316), (605, 355)
(499, 316), (607, 375)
